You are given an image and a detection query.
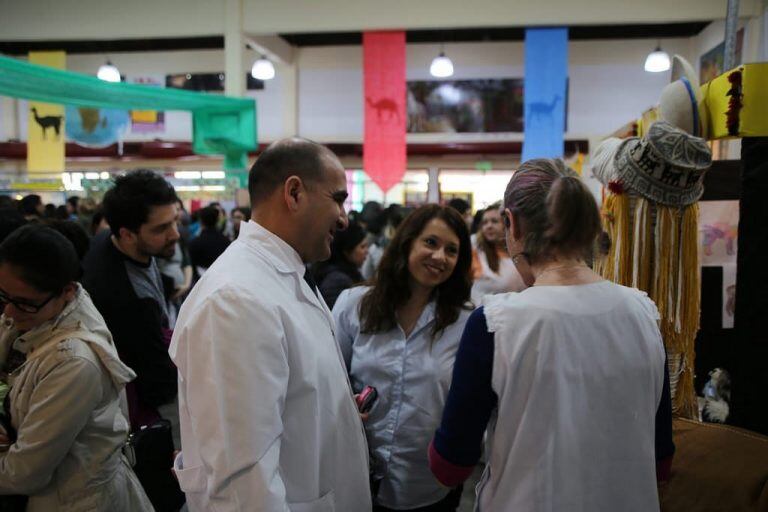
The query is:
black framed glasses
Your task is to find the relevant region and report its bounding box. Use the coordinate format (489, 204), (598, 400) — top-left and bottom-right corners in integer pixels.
(0, 289), (58, 314)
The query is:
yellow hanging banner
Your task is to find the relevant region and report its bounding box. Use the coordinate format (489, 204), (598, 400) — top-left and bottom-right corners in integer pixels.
(27, 51), (66, 173)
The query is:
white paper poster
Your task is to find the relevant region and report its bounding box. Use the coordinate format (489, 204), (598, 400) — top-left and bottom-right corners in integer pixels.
(699, 201), (739, 329)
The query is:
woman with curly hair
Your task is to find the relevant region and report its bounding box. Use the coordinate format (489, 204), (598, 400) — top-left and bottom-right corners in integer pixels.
(333, 204), (473, 511)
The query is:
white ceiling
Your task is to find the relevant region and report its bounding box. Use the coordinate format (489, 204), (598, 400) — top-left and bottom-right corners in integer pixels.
(0, 0), (755, 41)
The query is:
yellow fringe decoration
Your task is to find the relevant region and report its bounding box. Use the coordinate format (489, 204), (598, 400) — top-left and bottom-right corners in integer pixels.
(630, 198), (653, 292)
(599, 193), (632, 286)
(596, 192), (701, 420)
(651, 204), (700, 419)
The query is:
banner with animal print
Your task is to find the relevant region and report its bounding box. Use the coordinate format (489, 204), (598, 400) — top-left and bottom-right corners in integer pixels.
(27, 51), (66, 173)
(363, 31), (406, 193)
(522, 28), (568, 162)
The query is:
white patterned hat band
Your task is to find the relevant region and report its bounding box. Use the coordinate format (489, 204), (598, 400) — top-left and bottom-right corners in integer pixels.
(593, 121), (712, 206)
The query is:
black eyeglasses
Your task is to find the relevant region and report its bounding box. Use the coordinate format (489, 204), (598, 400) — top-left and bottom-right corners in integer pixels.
(0, 289), (58, 314)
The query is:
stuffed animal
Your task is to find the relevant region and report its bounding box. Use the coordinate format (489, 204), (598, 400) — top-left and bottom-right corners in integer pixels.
(698, 368), (731, 423)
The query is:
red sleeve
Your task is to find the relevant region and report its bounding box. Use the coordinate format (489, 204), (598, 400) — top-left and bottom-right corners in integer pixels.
(428, 440), (476, 487)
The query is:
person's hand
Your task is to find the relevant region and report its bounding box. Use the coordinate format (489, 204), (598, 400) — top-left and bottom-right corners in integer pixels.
(353, 394), (370, 422)
(171, 286), (189, 301)
(171, 450), (181, 480)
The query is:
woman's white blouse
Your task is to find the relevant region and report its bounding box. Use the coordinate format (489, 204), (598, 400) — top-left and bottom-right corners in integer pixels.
(333, 286), (472, 509)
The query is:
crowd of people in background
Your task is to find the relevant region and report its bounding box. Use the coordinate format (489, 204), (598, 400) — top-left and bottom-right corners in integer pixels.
(0, 137), (672, 512)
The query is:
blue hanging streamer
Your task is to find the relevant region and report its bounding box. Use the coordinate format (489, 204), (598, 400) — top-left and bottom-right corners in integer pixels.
(522, 28), (569, 162)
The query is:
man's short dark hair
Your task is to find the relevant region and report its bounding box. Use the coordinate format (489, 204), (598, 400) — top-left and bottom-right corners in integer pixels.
(42, 219), (91, 262)
(0, 208), (26, 243)
(248, 138), (336, 205)
(19, 194), (42, 216)
(0, 224), (79, 294)
(102, 170), (178, 237)
(199, 206), (220, 230)
(447, 198), (470, 215)
(231, 206), (250, 220)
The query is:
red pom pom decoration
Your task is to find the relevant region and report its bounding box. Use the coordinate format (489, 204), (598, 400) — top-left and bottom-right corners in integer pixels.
(608, 180), (625, 194)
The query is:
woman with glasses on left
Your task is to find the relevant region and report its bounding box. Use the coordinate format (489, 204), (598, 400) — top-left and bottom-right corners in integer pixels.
(0, 225), (153, 511)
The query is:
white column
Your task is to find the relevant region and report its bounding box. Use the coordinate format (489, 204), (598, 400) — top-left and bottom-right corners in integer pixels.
(428, 167), (440, 203)
(224, 0), (244, 97)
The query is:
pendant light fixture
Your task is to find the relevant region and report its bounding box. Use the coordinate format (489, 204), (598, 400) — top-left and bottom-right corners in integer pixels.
(97, 59), (121, 82)
(644, 44), (671, 73)
(430, 44), (454, 78)
(251, 55), (275, 81)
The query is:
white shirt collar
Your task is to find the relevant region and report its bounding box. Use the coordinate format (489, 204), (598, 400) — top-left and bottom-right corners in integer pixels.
(238, 220), (306, 275)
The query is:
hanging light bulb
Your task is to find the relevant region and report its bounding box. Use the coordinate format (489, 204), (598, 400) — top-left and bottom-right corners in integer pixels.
(430, 51), (454, 78)
(251, 55), (275, 80)
(97, 60), (121, 82)
(644, 46), (671, 73)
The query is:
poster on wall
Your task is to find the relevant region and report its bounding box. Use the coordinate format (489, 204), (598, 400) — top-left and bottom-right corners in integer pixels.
(699, 200), (740, 329)
(406, 78), (568, 134)
(129, 75), (165, 134)
(699, 28), (744, 84)
(407, 79), (524, 133)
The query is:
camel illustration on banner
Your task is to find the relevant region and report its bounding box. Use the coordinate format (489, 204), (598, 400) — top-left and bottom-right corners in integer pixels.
(366, 97), (401, 122)
(30, 107), (64, 140)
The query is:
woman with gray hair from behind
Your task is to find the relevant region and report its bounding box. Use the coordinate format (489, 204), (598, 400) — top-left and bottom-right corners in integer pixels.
(428, 159), (674, 511)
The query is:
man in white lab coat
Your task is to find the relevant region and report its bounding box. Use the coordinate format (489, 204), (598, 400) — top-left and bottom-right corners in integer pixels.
(169, 138), (372, 511)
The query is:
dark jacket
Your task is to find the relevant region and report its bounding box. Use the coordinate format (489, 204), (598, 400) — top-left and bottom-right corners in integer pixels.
(314, 261), (364, 309)
(81, 231), (177, 427)
(188, 228), (230, 271)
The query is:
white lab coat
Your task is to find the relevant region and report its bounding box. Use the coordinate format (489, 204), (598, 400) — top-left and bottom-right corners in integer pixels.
(169, 221), (372, 512)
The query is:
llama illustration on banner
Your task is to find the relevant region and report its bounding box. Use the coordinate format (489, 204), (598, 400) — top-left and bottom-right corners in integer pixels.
(521, 28), (568, 161)
(366, 97), (401, 122)
(30, 107), (63, 140)
(526, 95), (561, 127)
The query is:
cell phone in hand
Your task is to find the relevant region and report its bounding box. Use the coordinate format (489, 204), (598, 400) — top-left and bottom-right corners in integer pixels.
(356, 385), (378, 414)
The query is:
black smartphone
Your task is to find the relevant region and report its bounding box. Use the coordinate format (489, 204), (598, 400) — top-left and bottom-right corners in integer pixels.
(356, 385), (378, 414)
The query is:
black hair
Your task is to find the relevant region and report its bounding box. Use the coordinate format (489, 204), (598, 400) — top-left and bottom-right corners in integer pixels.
(447, 198), (471, 215)
(0, 224), (80, 294)
(55, 205), (70, 220)
(312, 221), (367, 285)
(42, 219), (91, 263)
(232, 206), (250, 220)
(66, 196), (79, 209)
(102, 169), (178, 237)
(0, 196), (14, 209)
(470, 208), (485, 234)
(248, 138), (338, 205)
(19, 194), (42, 216)
(199, 206), (220, 230)
(90, 207), (106, 236)
(0, 208), (27, 244)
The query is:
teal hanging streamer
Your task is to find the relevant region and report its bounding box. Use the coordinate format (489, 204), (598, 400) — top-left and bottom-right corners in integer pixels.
(522, 28), (568, 162)
(0, 55), (256, 169)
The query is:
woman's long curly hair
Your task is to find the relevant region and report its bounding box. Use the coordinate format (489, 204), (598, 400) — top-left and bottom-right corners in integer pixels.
(360, 204), (472, 339)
